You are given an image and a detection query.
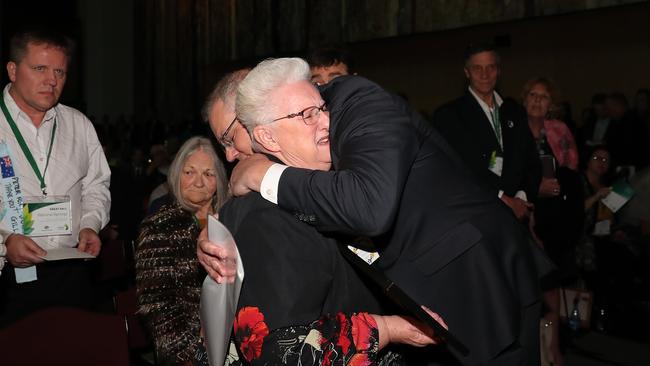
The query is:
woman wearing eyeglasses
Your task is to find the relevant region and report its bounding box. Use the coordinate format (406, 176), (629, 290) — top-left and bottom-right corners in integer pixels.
(217, 58), (446, 366)
(577, 145), (617, 327)
(577, 145), (614, 268)
(523, 77), (583, 366)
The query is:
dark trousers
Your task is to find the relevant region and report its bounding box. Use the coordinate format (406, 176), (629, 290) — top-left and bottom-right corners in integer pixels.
(0, 259), (93, 328)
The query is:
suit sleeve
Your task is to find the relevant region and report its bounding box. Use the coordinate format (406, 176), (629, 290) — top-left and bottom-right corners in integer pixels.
(433, 103), (502, 197)
(277, 92), (421, 236)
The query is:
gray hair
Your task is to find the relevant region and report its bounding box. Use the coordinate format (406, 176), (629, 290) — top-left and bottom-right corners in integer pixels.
(201, 69), (250, 122)
(236, 58), (311, 142)
(167, 136), (229, 213)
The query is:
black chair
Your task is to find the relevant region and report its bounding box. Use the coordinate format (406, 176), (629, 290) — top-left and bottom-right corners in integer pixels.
(0, 306), (129, 366)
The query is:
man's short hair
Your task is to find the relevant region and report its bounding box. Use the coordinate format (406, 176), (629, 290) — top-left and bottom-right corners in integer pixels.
(9, 28), (75, 63)
(463, 42), (500, 66)
(307, 46), (353, 71)
(201, 69), (250, 122)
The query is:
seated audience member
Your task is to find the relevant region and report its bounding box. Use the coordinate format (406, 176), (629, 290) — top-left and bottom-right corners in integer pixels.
(523, 77), (584, 366)
(577, 146), (615, 308)
(136, 136), (228, 366)
(633, 89), (650, 123)
(307, 45), (353, 86)
(577, 93), (610, 158)
(605, 93), (650, 169)
(208, 57), (553, 365)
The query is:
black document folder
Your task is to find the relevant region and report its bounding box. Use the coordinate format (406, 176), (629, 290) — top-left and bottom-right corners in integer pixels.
(338, 243), (470, 357)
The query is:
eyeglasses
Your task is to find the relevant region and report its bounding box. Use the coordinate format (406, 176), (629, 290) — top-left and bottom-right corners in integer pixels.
(591, 155), (609, 163)
(528, 91), (551, 101)
(218, 116), (239, 148)
(270, 103), (328, 125)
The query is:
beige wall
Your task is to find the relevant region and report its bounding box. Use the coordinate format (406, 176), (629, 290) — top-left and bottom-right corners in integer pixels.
(352, 3), (650, 123)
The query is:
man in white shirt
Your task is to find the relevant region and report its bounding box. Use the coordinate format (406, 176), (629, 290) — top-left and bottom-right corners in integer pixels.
(0, 28), (110, 326)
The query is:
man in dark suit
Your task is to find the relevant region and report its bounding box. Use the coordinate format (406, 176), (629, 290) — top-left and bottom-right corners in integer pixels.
(200, 68), (444, 364)
(216, 58), (552, 365)
(433, 44), (541, 222)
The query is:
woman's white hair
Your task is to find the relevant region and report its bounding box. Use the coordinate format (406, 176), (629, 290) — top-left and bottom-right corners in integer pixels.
(236, 57), (311, 144)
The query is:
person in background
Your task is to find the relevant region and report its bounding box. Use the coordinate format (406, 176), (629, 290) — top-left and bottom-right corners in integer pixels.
(202, 69), (254, 163)
(632, 89), (650, 143)
(433, 43), (541, 222)
(523, 77), (583, 366)
(136, 136), (228, 366)
(605, 93), (650, 169)
(0, 28), (111, 326)
(307, 45), (353, 86)
(577, 145), (614, 320)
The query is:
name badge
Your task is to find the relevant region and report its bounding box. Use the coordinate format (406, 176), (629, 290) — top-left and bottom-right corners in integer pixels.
(348, 245), (380, 265)
(488, 152), (503, 177)
(22, 195), (72, 237)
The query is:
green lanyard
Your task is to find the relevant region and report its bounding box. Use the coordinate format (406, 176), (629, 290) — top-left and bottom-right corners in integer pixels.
(0, 97), (57, 196)
(490, 104), (503, 149)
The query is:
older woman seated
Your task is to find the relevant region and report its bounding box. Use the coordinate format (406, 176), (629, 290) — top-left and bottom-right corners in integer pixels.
(136, 136), (228, 366)
(217, 59), (443, 365)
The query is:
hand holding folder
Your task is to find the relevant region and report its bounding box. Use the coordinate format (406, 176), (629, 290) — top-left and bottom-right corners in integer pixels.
(338, 243), (470, 357)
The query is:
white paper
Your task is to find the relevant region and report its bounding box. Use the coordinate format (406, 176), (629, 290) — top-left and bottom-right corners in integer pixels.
(601, 181), (635, 213)
(593, 220), (611, 236)
(39, 247), (95, 261)
(201, 215), (244, 366)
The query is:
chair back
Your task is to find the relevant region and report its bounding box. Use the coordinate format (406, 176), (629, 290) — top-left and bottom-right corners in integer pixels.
(0, 306), (129, 366)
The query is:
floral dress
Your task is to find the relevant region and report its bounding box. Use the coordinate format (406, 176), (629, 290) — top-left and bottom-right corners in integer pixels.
(227, 308), (385, 366)
(218, 192), (397, 365)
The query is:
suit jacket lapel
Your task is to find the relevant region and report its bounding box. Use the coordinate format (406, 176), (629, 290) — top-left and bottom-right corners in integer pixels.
(460, 94), (501, 154)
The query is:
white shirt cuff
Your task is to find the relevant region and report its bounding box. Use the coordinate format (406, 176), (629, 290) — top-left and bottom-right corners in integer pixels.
(498, 190), (528, 202)
(515, 190), (528, 202)
(260, 163), (289, 204)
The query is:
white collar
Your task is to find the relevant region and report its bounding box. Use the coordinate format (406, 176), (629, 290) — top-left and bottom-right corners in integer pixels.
(3, 84), (58, 127)
(468, 86), (503, 111)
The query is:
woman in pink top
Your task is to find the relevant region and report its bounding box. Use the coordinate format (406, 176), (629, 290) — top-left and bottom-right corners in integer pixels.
(523, 77), (584, 366)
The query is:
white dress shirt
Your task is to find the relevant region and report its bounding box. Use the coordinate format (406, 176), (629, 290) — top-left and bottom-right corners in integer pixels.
(468, 86), (504, 145)
(467, 87), (526, 201)
(0, 84), (111, 254)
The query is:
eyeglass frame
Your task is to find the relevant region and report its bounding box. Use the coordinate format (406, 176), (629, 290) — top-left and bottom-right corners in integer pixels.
(590, 155), (609, 163)
(270, 102), (328, 125)
(218, 116), (239, 148)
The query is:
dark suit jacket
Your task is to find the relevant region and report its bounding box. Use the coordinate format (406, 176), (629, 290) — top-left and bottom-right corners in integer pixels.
(219, 191), (383, 333)
(276, 76), (552, 364)
(433, 93), (541, 202)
